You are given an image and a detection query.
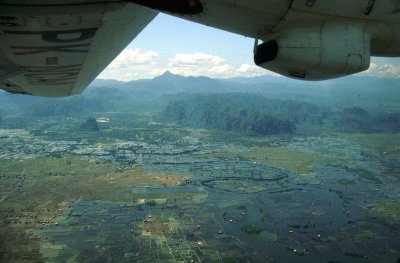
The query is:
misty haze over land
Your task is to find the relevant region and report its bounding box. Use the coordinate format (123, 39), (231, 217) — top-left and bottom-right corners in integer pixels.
(1, 71), (399, 135)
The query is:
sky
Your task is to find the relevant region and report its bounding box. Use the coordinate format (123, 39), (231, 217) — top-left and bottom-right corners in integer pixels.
(98, 13), (400, 81)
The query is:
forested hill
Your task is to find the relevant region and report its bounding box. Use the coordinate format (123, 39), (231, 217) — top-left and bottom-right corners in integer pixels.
(1, 72), (399, 136)
(334, 107), (400, 133)
(1, 72), (399, 116)
(164, 94), (331, 135)
(164, 94), (400, 135)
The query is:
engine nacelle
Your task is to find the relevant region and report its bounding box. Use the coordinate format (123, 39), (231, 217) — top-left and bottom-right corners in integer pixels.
(131, 0), (203, 15)
(254, 22), (371, 80)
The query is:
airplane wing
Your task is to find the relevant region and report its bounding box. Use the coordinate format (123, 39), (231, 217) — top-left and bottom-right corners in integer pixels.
(1, 0), (399, 97)
(0, 1), (157, 97)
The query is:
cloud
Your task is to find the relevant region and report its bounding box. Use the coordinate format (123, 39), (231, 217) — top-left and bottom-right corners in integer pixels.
(98, 48), (160, 81)
(165, 52), (233, 77)
(98, 50), (274, 81)
(109, 48), (159, 68)
(98, 47), (400, 81)
(360, 63), (400, 79)
(235, 64), (271, 77)
(166, 52), (271, 78)
(168, 52), (225, 66)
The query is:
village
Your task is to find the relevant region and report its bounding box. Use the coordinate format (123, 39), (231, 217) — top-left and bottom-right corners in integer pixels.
(0, 129), (210, 168)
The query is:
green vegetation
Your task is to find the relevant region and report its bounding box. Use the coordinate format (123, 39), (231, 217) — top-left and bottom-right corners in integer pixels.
(30, 97), (106, 117)
(241, 225), (265, 235)
(343, 133), (400, 155)
(343, 166), (382, 183)
(1, 73), (400, 263)
(241, 147), (324, 174)
(334, 107), (400, 133)
(165, 94), (332, 136)
(319, 236), (337, 243)
(0, 156), (184, 213)
(209, 146), (344, 174)
(373, 200), (400, 221)
(81, 117), (99, 132)
(334, 107), (370, 132)
(165, 95), (400, 136)
(0, 156), (113, 178)
(355, 230), (374, 240)
(166, 101), (294, 136)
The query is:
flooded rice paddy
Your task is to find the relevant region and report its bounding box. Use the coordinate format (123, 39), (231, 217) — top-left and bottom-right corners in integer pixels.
(0, 129), (399, 262)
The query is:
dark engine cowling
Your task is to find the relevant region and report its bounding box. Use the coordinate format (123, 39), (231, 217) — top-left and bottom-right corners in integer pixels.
(254, 21), (371, 80)
(131, 0), (203, 15)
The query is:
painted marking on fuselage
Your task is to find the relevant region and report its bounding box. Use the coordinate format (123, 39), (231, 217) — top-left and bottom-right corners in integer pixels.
(21, 64), (82, 86)
(10, 44), (90, 55)
(3, 27), (98, 87)
(4, 28), (97, 43)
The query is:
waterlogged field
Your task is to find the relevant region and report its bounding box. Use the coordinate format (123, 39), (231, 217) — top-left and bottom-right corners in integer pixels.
(0, 115), (400, 263)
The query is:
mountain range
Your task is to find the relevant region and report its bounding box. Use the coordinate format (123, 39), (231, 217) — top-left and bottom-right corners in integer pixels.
(1, 71), (399, 115)
(88, 71), (400, 112)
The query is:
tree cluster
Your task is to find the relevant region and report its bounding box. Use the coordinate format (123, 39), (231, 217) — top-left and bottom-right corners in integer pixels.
(80, 117), (99, 132)
(30, 97), (105, 117)
(164, 94), (322, 135)
(334, 107), (400, 133)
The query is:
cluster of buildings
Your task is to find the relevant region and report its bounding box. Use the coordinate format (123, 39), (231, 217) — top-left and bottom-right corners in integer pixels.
(0, 129), (206, 169)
